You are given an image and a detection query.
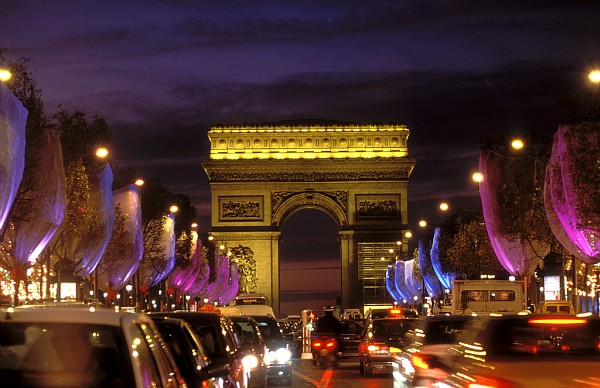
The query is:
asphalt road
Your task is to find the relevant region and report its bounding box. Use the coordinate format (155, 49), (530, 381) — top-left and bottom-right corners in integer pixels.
(284, 358), (395, 388)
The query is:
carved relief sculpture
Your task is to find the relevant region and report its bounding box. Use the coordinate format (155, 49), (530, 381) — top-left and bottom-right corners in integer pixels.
(228, 245), (257, 294)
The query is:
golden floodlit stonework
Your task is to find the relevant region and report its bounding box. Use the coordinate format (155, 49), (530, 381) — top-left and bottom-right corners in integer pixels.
(202, 123), (416, 316)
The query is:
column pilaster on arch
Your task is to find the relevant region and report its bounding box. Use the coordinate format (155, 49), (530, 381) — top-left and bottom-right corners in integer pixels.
(338, 230), (358, 310)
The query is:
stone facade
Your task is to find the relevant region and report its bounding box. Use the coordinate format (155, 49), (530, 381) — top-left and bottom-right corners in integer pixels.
(202, 123), (415, 317)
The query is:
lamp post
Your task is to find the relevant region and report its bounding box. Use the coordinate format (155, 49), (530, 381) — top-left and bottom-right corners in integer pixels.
(133, 178), (144, 312)
(125, 284), (133, 308)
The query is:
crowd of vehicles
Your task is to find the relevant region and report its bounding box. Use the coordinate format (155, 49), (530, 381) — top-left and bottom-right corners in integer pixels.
(2, 294), (598, 387)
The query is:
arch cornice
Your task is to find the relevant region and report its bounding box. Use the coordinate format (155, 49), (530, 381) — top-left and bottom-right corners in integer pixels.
(272, 192), (348, 229)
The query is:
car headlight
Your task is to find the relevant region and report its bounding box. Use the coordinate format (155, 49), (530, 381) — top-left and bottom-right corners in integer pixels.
(242, 354), (259, 370)
(265, 348), (292, 365)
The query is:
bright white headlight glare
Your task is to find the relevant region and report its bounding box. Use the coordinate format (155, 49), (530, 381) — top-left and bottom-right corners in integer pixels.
(242, 354), (259, 370)
(266, 348), (292, 364)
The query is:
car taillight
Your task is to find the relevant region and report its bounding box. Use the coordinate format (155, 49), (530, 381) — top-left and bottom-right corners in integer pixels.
(312, 338), (336, 349)
(528, 318), (586, 326)
(411, 354), (431, 369)
(367, 344), (389, 353)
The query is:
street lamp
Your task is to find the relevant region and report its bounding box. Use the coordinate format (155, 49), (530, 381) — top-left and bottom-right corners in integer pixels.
(511, 139), (525, 150)
(472, 172), (484, 183)
(0, 68), (11, 82)
(588, 70), (600, 84)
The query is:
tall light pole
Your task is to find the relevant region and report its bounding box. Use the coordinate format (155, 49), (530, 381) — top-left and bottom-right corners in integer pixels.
(134, 178), (144, 312)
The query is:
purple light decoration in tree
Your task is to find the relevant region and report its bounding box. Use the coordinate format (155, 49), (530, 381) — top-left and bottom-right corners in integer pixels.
(219, 262), (239, 305)
(479, 149), (549, 277)
(13, 130), (65, 267)
(74, 163), (114, 277)
(545, 124), (600, 262)
(386, 264), (403, 302)
(430, 227), (454, 290)
(418, 240), (442, 298)
(394, 261), (413, 302)
(0, 83), (27, 231)
(97, 184), (143, 292)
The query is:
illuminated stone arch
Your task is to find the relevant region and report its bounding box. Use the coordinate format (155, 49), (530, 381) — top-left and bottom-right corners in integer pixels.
(272, 192), (348, 230)
(202, 123), (415, 317)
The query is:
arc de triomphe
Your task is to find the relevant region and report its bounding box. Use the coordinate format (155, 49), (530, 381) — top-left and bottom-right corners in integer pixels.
(202, 123), (415, 317)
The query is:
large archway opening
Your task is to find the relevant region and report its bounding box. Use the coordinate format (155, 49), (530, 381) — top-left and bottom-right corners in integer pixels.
(279, 208), (340, 317)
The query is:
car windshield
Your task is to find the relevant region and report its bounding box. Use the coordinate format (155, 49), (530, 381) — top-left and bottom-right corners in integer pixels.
(487, 317), (600, 359)
(186, 322), (226, 358)
(372, 320), (418, 339)
(0, 322), (133, 387)
(251, 316), (283, 340)
(423, 318), (471, 345)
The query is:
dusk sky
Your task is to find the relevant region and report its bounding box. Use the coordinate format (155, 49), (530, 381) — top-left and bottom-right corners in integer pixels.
(2, 1), (599, 315)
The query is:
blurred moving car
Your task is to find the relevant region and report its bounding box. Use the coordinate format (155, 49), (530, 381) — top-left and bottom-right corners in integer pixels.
(229, 315), (268, 388)
(150, 311), (258, 388)
(250, 315), (293, 386)
(0, 306), (186, 387)
(392, 314), (472, 387)
(358, 317), (419, 377)
(151, 316), (234, 387)
(442, 313), (600, 387)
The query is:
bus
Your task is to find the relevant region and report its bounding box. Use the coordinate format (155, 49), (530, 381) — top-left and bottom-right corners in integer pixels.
(234, 293), (269, 306)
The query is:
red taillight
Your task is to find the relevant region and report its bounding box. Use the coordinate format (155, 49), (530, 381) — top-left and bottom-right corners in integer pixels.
(528, 318), (586, 326)
(367, 343), (389, 353)
(411, 354), (431, 369)
(312, 338), (336, 350)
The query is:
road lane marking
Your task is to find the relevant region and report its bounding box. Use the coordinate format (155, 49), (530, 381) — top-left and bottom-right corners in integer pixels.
(292, 370), (320, 387)
(319, 368), (333, 388)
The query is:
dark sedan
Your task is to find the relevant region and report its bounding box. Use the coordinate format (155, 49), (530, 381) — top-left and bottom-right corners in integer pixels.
(358, 318), (419, 376)
(149, 311), (258, 388)
(250, 315), (293, 386)
(151, 316), (233, 388)
(229, 315), (268, 388)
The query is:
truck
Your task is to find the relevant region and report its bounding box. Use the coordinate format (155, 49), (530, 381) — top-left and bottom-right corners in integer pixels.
(451, 279), (526, 314)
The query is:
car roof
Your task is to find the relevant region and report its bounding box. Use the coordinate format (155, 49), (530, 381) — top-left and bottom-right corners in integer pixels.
(424, 314), (472, 322)
(1, 306), (149, 327)
(149, 311), (222, 322)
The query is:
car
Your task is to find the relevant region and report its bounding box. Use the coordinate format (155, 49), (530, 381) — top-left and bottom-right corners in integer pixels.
(358, 317), (419, 376)
(150, 311), (258, 388)
(249, 315), (293, 386)
(392, 314), (472, 387)
(338, 319), (364, 361)
(150, 316), (234, 387)
(283, 325), (304, 358)
(0, 306), (186, 387)
(229, 315), (268, 388)
(442, 313), (600, 387)
(537, 299), (575, 314)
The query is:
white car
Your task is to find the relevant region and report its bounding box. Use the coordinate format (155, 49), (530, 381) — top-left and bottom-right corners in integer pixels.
(0, 306), (186, 387)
